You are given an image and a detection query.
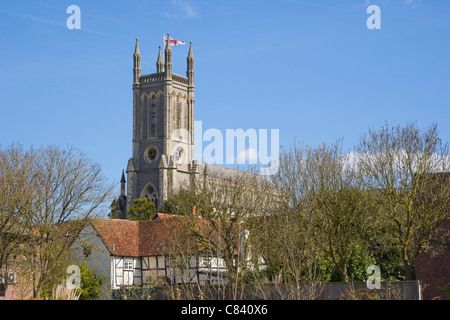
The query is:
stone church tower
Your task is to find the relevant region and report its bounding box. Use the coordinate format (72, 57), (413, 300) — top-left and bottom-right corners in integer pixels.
(117, 34), (245, 218)
(122, 34), (199, 216)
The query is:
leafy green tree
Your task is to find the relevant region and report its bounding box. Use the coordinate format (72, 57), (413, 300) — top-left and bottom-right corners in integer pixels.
(129, 198), (156, 221)
(109, 198), (117, 219)
(159, 192), (192, 215)
(77, 262), (103, 300)
(346, 246), (377, 282)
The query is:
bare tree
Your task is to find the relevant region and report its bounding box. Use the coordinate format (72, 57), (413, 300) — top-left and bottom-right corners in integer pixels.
(160, 166), (271, 299)
(268, 140), (374, 287)
(0, 144), (115, 297)
(309, 141), (376, 283)
(0, 145), (36, 300)
(357, 122), (450, 280)
(258, 142), (326, 299)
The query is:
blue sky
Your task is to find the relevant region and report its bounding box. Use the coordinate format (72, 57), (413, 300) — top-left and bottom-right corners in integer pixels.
(0, 0), (449, 193)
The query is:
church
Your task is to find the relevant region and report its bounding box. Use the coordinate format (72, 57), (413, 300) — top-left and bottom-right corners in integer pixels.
(115, 34), (247, 218)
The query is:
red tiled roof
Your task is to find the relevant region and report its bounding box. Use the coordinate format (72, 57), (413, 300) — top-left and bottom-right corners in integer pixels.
(90, 215), (196, 257)
(139, 217), (193, 256)
(91, 219), (140, 256)
(90, 213), (240, 257)
(154, 212), (179, 220)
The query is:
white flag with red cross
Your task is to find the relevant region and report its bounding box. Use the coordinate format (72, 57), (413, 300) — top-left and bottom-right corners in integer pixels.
(164, 34), (186, 46)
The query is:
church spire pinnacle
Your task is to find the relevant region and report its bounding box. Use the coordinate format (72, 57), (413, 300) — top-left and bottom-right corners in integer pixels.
(133, 38), (141, 85)
(187, 41), (194, 86)
(134, 38), (140, 55)
(164, 33), (172, 78)
(165, 33), (172, 51)
(188, 41), (193, 58)
(120, 169), (126, 196)
(157, 46), (164, 73)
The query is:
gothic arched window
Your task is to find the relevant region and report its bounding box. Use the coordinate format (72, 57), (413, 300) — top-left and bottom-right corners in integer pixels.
(142, 96), (148, 140)
(142, 184), (158, 207)
(158, 93), (164, 137)
(151, 95), (156, 138)
(176, 96), (181, 130)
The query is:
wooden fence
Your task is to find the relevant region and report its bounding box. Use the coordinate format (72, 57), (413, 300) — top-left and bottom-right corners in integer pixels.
(117, 280), (422, 300)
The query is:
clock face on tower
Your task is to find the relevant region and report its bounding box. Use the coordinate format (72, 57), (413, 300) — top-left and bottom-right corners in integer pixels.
(145, 146), (158, 163)
(149, 148), (157, 160)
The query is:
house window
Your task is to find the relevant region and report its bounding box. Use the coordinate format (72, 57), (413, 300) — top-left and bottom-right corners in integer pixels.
(124, 259), (134, 271)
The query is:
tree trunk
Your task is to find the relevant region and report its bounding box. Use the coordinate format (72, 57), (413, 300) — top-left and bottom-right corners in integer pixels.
(403, 259), (414, 281)
(340, 263), (349, 283)
(401, 245), (414, 280)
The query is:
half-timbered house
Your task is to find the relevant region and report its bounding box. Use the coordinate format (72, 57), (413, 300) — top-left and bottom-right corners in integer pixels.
(70, 213), (232, 294)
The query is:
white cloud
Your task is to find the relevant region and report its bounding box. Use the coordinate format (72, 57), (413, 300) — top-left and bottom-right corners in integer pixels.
(236, 148), (259, 164)
(164, 0), (198, 20)
(345, 150), (450, 174)
(404, 0), (421, 9)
